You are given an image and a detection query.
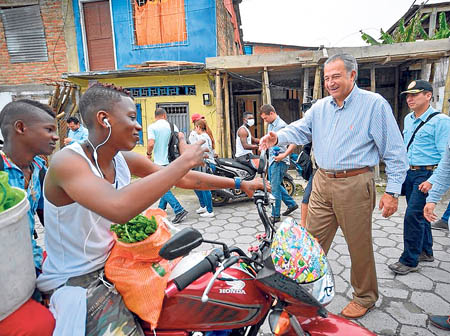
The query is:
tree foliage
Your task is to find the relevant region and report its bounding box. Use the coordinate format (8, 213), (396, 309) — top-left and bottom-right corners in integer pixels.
(360, 10), (449, 45)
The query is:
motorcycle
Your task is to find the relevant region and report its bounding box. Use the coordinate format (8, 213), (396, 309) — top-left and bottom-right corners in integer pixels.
(207, 156), (296, 206)
(138, 151), (375, 336)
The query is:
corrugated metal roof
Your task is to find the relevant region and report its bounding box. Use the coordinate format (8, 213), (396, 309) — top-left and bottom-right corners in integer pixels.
(0, 5), (48, 63)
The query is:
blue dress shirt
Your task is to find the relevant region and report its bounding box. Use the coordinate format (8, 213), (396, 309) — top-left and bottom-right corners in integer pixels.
(276, 85), (409, 193)
(68, 124), (89, 145)
(402, 106), (450, 166)
(427, 139), (450, 203)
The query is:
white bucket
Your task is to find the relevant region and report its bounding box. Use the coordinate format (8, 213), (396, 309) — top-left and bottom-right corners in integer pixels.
(0, 187), (34, 321)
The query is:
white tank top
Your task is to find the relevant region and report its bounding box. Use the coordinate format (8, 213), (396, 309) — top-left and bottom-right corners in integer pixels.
(235, 125), (253, 158)
(37, 143), (131, 292)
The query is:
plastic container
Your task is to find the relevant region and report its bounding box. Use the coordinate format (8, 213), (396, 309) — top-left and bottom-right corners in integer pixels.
(0, 187), (34, 321)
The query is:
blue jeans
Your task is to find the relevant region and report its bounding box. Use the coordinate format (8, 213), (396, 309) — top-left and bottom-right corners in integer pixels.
(269, 161), (297, 217)
(158, 190), (184, 214)
(399, 169), (434, 267)
(441, 201), (450, 222)
(302, 171), (315, 204)
(194, 190), (213, 213)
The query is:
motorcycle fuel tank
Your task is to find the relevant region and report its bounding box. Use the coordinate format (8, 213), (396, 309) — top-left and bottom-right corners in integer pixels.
(153, 252), (272, 331)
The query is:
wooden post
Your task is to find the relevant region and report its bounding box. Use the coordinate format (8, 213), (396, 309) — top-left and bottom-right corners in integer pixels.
(394, 66), (399, 123)
(263, 67), (272, 105)
(421, 59), (428, 80)
(263, 67), (271, 134)
(299, 68), (304, 118)
(215, 70), (224, 156)
(442, 57), (450, 115)
(312, 66), (321, 100)
(429, 8), (437, 38)
(223, 72), (232, 158)
(229, 79), (236, 157)
(303, 67), (310, 103)
(370, 66), (376, 93)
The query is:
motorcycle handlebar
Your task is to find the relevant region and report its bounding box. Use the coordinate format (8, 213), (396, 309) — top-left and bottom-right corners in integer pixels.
(173, 250), (222, 291)
(256, 200), (273, 240)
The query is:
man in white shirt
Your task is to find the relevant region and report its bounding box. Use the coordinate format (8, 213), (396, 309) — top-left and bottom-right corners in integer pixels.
(235, 111), (259, 166)
(147, 108), (188, 223)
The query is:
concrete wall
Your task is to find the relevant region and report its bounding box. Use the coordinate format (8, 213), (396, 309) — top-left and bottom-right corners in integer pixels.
(69, 73), (216, 156)
(72, 0), (217, 71)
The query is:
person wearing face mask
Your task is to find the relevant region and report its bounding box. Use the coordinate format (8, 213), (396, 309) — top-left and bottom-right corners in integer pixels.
(235, 111), (259, 167)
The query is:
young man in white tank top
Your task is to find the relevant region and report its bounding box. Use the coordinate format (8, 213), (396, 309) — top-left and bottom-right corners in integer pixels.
(235, 111), (259, 167)
(37, 84), (268, 335)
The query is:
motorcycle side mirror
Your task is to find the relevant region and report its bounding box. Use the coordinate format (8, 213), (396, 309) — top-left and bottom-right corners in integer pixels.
(257, 150), (267, 174)
(159, 228), (203, 260)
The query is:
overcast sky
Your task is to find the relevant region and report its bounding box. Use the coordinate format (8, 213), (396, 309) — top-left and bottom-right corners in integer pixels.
(239, 0), (442, 48)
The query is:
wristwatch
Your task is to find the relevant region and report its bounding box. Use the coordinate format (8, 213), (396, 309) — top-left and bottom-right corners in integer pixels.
(386, 192), (399, 199)
(234, 177), (242, 190)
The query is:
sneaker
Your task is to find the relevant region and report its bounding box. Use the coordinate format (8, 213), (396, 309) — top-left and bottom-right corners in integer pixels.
(172, 210), (188, 224)
(196, 207), (207, 214)
(429, 315), (450, 331)
(200, 211), (215, 218)
(388, 261), (419, 275)
(419, 252), (434, 262)
(282, 204), (299, 216)
(431, 219), (449, 231)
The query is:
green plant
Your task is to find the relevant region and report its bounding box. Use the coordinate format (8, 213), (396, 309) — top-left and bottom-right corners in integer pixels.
(432, 12), (450, 39)
(361, 10), (431, 45)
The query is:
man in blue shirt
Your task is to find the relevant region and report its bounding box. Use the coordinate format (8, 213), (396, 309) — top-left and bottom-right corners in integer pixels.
(64, 116), (89, 146)
(260, 105), (298, 223)
(389, 80), (450, 276)
(260, 53), (408, 318)
(423, 140), (450, 331)
(0, 99), (57, 334)
(147, 108), (188, 223)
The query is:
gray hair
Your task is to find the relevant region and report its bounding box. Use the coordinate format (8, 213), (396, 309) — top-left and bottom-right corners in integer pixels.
(325, 53), (358, 81)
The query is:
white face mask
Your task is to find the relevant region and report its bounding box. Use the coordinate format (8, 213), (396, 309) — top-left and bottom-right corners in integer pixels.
(246, 119), (255, 127)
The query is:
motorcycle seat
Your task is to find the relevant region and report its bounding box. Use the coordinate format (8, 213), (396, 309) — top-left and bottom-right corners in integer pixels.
(216, 158), (255, 175)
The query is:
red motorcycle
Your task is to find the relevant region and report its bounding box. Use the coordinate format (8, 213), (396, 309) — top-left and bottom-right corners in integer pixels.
(141, 152), (375, 336)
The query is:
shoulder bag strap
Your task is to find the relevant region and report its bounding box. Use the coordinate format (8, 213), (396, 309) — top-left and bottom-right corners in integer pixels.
(406, 112), (440, 152)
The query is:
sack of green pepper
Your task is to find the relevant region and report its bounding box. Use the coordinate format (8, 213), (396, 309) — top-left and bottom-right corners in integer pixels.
(105, 208), (180, 329)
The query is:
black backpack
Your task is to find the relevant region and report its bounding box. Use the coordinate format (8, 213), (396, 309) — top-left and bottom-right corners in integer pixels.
(296, 150), (313, 181)
(167, 122), (180, 162)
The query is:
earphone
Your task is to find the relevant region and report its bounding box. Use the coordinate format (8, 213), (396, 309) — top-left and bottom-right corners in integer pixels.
(103, 118), (111, 128)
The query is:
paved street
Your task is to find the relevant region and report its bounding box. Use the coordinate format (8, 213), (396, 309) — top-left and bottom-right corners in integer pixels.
(36, 179), (450, 336)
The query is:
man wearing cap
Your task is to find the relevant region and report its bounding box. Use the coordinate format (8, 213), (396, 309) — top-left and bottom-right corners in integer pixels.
(388, 80), (450, 275)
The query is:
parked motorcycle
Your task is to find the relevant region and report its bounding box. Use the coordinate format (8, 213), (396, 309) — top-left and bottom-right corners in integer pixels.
(207, 156), (296, 206)
(138, 151), (375, 336)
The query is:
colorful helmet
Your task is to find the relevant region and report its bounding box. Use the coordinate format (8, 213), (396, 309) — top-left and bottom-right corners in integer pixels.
(271, 217), (328, 284)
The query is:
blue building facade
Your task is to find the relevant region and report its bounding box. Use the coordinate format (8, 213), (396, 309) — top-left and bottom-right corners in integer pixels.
(72, 0), (220, 72)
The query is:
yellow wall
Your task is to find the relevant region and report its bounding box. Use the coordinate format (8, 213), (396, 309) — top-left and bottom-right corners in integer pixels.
(70, 73), (217, 156)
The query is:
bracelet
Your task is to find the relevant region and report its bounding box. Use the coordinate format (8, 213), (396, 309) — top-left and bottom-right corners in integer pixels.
(234, 177), (241, 190)
(146, 152), (151, 156)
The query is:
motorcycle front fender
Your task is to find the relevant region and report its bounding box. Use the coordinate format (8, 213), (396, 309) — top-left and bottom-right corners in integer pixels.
(292, 312), (375, 336)
(283, 172), (294, 182)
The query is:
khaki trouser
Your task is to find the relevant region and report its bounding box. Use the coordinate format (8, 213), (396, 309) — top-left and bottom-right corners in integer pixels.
(306, 168), (378, 308)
